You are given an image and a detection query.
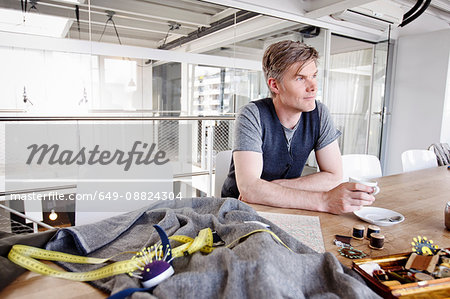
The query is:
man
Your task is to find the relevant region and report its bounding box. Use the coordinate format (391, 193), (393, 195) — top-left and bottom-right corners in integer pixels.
(221, 40), (375, 214)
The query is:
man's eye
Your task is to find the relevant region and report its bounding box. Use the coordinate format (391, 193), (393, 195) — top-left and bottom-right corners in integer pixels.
(296, 77), (304, 81)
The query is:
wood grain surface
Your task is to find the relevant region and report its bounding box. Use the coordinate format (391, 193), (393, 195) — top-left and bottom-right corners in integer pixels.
(2, 166), (449, 297)
(252, 166), (450, 267)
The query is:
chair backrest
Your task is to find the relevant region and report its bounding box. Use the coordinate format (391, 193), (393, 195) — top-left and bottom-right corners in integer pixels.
(214, 150), (232, 198)
(341, 154), (382, 182)
(401, 149), (438, 172)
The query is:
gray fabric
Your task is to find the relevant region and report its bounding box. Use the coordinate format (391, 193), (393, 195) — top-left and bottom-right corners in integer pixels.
(0, 229), (57, 291)
(282, 121), (300, 151)
(46, 198), (379, 298)
(316, 103), (342, 151)
(428, 143), (450, 166)
(233, 100), (341, 153)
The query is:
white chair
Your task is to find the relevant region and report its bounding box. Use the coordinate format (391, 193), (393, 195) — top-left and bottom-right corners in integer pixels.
(401, 150), (438, 172)
(214, 150), (232, 198)
(341, 154), (382, 182)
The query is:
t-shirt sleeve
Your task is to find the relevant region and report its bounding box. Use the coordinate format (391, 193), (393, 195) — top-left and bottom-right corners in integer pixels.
(233, 103), (263, 153)
(315, 102), (342, 151)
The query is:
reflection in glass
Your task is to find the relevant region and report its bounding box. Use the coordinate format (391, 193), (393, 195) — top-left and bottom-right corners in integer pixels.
(325, 35), (374, 155)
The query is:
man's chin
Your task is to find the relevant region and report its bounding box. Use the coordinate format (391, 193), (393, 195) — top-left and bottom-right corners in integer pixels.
(303, 100), (316, 112)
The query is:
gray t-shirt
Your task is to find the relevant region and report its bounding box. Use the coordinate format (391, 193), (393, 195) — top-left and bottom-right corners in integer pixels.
(233, 100), (341, 153)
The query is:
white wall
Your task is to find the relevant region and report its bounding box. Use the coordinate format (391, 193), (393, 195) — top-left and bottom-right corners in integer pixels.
(385, 29), (450, 175)
(442, 56), (450, 145)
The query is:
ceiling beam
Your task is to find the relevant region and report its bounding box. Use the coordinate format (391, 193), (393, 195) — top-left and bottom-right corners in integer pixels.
(89, 0), (211, 27)
(141, 0), (223, 15)
(2, 0), (202, 29)
(216, 44), (265, 58)
(174, 15), (298, 54)
(0, 1), (194, 37)
(210, 8), (240, 23)
(67, 28), (159, 48)
(304, 0), (377, 18)
(78, 18), (190, 37)
(75, 22), (184, 42)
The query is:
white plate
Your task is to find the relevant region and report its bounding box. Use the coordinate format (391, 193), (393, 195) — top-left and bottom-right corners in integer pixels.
(353, 207), (405, 227)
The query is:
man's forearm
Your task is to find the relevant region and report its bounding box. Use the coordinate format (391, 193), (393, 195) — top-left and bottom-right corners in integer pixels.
(239, 178), (329, 212)
(270, 171), (341, 192)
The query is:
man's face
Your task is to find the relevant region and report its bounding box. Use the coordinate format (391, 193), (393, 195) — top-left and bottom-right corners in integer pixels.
(275, 60), (318, 113)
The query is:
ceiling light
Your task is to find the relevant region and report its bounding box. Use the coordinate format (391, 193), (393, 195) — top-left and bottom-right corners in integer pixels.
(0, 8), (72, 38)
(49, 209), (58, 221)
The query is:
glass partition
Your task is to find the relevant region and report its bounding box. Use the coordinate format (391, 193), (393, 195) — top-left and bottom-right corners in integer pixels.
(0, 0), (389, 229)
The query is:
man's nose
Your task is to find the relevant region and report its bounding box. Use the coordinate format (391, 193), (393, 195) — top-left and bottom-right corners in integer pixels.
(306, 78), (317, 92)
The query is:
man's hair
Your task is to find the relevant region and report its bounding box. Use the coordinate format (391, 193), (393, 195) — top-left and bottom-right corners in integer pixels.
(262, 40), (319, 84)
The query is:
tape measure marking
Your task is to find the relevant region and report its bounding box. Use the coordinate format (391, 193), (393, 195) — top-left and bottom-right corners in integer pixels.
(8, 228), (291, 282)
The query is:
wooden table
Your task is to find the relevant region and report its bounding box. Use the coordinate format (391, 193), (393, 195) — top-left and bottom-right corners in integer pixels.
(2, 166), (450, 297)
(252, 165), (450, 267)
(0, 262), (106, 299)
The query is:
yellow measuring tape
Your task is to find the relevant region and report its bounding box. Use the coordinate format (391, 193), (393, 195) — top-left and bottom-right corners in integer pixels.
(8, 228), (291, 282)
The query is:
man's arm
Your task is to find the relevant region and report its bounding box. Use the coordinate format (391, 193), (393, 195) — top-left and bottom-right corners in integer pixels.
(234, 148), (376, 214)
(270, 140), (342, 191)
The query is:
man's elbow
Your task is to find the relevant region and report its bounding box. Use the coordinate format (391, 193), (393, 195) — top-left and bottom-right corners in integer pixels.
(236, 178), (260, 202)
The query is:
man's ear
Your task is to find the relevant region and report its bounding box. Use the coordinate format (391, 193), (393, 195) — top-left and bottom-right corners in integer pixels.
(267, 78), (280, 95)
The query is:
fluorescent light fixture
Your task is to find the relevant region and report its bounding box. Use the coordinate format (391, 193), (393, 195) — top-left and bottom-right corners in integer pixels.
(330, 0), (403, 32)
(58, 0), (84, 3)
(0, 8), (73, 38)
(331, 10), (392, 32)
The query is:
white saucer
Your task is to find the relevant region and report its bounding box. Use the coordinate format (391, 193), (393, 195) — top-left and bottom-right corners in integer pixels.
(353, 207), (405, 227)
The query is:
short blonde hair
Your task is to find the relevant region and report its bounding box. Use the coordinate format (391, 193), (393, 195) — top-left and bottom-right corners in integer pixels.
(262, 40), (319, 87)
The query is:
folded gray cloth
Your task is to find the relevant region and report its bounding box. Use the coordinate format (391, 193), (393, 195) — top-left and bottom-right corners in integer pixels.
(46, 198), (380, 298)
(0, 229), (57, 291)
(429, 143), (450, 166)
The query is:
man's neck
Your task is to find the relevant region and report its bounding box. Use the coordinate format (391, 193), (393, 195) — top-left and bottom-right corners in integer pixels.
(272, 96), (301, 129)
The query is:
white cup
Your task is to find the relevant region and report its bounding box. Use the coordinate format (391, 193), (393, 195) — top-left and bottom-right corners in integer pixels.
(349, 177), (380, 195)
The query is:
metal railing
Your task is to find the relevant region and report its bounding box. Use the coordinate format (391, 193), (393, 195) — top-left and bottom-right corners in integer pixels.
(0, 203), (54, 233)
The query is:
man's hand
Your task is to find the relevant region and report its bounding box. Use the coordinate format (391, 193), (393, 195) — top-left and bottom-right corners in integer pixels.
(322, 182), (376, 214)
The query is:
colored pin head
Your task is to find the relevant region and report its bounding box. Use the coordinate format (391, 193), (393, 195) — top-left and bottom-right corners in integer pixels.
(129, 225), (175, 289)
(411, 236), (439, 255)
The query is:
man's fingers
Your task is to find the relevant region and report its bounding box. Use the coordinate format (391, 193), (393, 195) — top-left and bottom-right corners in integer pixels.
(348, 182), (375, 194)
(351, 191), (376, 201)
(348, 198), (374, 207)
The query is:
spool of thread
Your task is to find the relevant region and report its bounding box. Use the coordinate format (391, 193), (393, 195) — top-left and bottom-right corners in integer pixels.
(366, 225), (380, 239)
(369, 233), (384, 250)
(414, 272), (434, 281)
(352, 224), (365, 240)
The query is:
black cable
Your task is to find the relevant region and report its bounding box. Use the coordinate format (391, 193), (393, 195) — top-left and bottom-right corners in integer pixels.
(403, 0), (423, 20)
(399, 0), (431, 27)
(21, 0), (27, 22)
(109, 18), (122, 45)
(161, 22), (180, 48)
(99, 21), (109, 42)
(161, 27), (171, 48)
(28, 0), (38, 12)
(99, 12), (122, 45)
(75, 5), (81, 39)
